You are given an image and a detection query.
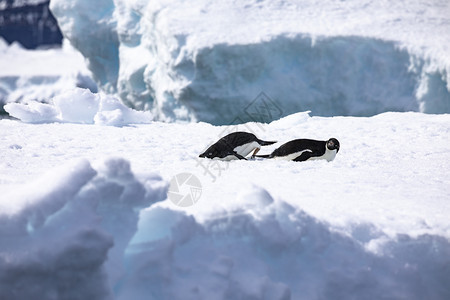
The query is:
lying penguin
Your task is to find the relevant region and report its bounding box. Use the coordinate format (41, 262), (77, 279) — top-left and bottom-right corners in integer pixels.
(256, 138), (340, 162)
(199, 132), (277, 160)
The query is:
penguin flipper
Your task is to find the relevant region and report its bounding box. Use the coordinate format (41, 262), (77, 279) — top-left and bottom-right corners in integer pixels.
(293, 151), (315, 162)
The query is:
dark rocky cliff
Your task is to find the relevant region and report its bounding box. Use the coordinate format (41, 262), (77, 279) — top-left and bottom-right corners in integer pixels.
(0, 0), (62, 49)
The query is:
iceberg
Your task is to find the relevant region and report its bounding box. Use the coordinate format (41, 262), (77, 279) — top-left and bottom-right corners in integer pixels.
(50, 0), (450, 124)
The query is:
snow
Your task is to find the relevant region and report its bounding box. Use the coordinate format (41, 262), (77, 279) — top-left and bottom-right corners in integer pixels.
(1, 96), (450, 298)
(49, 0), (450, 124)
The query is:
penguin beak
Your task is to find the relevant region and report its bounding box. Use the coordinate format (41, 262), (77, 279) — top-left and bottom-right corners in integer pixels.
(199, 153), (205, 158)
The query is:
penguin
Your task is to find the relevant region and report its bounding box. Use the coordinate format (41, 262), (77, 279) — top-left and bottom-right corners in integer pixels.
(199, 132), (277, 160)
(256, 138), (340, 162)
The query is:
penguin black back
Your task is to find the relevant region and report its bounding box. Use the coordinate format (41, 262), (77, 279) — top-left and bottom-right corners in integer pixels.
(199, 131), (277, 160)
(256, 138), (340, 162)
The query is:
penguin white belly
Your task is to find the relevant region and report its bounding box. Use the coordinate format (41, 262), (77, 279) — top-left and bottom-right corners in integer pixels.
(308, 148), (337, 162)
(273, 150), (312, 161)
(233, 141), (260, 157)
(213, 155), (239, 161)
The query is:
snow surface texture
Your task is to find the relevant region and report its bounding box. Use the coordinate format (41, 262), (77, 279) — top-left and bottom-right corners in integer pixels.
(1, 101), (450, 299)
(0, 39), (97, 115)
(50, 0), (450, 124)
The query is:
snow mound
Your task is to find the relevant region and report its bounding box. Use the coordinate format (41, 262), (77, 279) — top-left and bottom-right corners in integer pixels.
(126, 187), (450, 300)
(50, 0), (450, 124)
(4, 88), (152, 125)
(0, 157), (167, 300)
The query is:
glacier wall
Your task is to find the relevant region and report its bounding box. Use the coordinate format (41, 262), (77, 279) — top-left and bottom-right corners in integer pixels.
(50, 0), (450, 124)
(174, 36), (450, 124)
(49, 0), (119, 92)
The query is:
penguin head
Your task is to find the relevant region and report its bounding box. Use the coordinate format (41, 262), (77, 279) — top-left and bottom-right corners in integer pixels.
(199, 146), (218, 159)
(327, 138), (340, 153)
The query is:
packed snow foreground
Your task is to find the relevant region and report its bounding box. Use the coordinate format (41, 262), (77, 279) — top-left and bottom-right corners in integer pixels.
(2, 88), (450, 299)
(49, 0), (450, 124)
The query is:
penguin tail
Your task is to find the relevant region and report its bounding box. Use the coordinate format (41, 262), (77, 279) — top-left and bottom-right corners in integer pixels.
(258, 140), (277, 146)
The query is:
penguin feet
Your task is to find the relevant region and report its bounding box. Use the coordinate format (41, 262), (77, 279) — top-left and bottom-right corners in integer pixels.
(250, 148), (261, 159)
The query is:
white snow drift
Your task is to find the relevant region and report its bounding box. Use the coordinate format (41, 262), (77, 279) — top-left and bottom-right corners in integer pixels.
(50, 0), (450, 124)
(0, 157), (168, 300)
